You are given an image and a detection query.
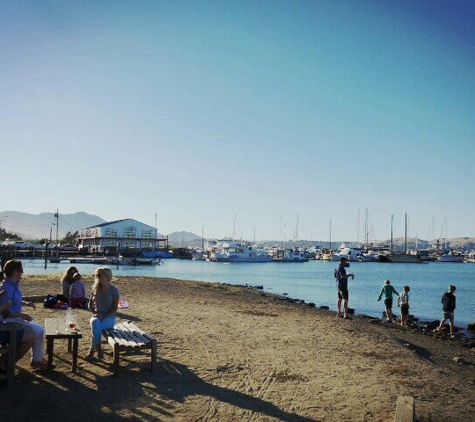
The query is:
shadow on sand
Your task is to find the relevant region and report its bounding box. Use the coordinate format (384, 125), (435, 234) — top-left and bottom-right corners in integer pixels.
(2, 357), (317, 422)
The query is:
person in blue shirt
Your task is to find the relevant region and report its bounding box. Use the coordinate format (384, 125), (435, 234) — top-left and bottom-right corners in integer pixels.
(0, 260), (47, 370)
(0, 294), (36, 374)
(335, 257), (354, 319)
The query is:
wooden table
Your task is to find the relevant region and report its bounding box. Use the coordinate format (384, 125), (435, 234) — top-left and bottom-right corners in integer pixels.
(45, 318), (83, 373)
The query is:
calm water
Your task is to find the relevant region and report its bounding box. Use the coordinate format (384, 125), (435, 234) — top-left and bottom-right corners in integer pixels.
(19, 258), (475, 327)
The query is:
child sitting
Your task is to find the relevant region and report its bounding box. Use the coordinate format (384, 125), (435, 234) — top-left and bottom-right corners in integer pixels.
(69, 272), (86, 309)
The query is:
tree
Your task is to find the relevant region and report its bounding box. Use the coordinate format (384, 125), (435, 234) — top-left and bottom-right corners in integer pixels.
(61, 231), (79, 245)
(0, 229), (21, 242)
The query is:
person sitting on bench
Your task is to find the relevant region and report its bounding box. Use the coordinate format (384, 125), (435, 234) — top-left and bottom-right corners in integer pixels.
(85, 267), (120, 361)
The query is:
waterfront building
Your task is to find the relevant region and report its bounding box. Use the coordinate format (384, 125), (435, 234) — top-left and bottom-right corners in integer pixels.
(77, 218), (168, 255)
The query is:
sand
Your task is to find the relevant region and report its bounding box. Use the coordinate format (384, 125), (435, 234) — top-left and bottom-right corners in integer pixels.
(2, 274), (475, 422)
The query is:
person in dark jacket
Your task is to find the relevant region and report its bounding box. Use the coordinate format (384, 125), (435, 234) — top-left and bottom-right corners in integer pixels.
(436, 284), (456, 337)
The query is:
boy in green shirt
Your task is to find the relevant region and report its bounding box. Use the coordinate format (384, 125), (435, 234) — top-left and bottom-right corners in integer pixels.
(377, 279), (399, 322)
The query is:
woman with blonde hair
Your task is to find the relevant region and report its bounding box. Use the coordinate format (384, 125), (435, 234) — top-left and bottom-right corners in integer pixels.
(85, 267), (120, 361)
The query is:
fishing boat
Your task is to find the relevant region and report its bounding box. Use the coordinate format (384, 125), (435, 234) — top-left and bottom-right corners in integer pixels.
(209, 242), (272, 263)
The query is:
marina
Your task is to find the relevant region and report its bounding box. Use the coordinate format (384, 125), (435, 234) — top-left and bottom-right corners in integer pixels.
(20, 257), (475, 328)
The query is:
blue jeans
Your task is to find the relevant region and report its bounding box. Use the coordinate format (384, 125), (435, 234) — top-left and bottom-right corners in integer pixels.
(89, 315), (116, 351)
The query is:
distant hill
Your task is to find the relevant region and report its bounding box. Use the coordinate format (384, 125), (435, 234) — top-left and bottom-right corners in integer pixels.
(0, 211), (106, 241)
(167, 231), (202, 247)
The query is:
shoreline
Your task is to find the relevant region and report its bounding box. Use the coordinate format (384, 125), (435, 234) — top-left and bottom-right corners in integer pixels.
(5, 275), (475, 421)
(14, 258), (475, 328)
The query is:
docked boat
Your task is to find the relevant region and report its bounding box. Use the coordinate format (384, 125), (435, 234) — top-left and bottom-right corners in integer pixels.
(270, 248), (308, 263)
(142, 249), (174, 259)
(379, 253), (424, 263)
(123, 257), (161, 266)
(191, 249), (207, 260)
(379, 213), (424, 263)
(437, 254), (464, 263)
(209, 242), (272, 263)
(69, 257), (109, 264)
(331, 244), (363, 262)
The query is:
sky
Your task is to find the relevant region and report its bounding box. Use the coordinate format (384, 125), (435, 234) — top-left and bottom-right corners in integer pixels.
(1, 0), (474, 243)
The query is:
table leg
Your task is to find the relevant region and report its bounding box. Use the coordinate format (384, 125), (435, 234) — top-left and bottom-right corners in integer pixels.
(72, 338), (78, 373)
(47, 338), (54, 371)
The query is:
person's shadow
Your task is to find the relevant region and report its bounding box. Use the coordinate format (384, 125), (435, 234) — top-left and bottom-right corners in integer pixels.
(146, 358), (317, 422)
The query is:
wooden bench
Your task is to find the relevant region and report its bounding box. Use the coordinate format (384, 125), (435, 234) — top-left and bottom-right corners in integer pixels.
(102, 320), (157, 375)
(0, 322), (20, 388)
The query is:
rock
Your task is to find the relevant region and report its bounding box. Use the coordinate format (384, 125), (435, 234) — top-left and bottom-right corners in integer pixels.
(320, 306), (330, 310)
(425, 320), (440, 330)
(453, 355), (465, 364)
(467, 323), (475, 332)
(307, 302), (316, 307)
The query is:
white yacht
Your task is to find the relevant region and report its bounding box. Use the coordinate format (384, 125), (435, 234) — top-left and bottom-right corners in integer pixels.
(209, 242), (272, 263)
(331, 245), (363, 262)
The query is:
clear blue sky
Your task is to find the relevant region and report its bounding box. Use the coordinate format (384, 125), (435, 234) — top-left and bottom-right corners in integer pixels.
(1, 0), (474, 242)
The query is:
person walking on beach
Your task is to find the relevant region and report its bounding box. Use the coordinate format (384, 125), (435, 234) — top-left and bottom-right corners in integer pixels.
(377, 279), (399, 322)
(398, 285), (410, 326)
(335, 257), (354, 319)
(436, 284), (457, 337)
(86, 267), (120, 361)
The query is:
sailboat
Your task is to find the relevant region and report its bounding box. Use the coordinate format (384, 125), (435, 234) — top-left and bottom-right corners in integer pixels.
(320, 219), (333, 260)
(379, 214), (424, 263)
(436, 216), (464, 262)
(269, 215), (309, 263)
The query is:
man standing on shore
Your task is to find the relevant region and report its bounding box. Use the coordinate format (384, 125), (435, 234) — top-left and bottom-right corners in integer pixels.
(335, 257), (354, 319)
(436, 284), (457, 337)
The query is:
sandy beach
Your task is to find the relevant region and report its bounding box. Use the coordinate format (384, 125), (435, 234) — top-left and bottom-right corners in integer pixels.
(2, 274), (475, 422)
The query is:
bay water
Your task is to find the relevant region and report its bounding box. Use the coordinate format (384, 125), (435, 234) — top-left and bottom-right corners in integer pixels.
(20, 258), (475, 327)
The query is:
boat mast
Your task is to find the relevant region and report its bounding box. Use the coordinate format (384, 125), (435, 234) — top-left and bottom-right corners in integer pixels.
(357, 209), (360, 244)
(404, 212), (408, 254)
(365, 208), (369, 247)
(390, 214), (394, 253)
(294, 214), (299, 243)
(155, 213), (158, 250)
(233, 213), (236, 244)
